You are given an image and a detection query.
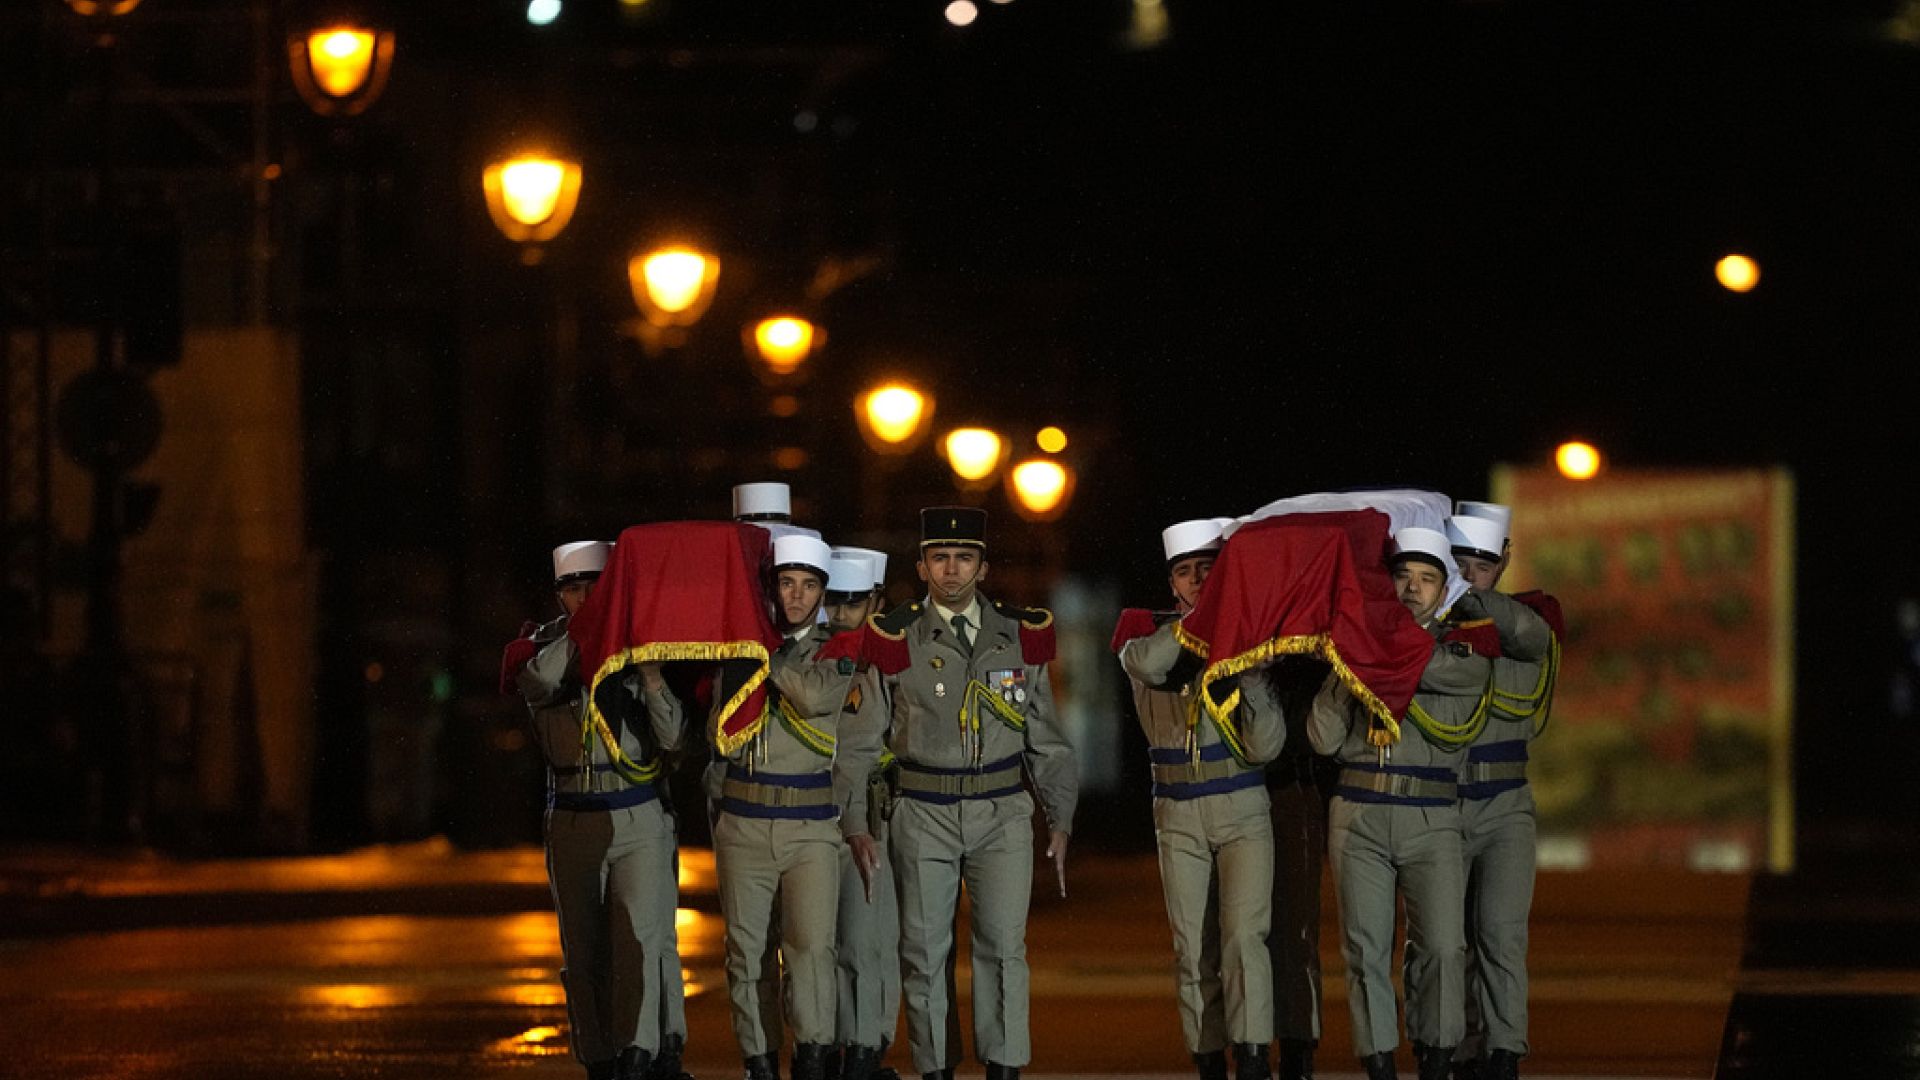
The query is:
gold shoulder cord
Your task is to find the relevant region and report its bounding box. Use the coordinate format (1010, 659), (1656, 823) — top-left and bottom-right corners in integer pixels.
(1489, 634), (1561, 737)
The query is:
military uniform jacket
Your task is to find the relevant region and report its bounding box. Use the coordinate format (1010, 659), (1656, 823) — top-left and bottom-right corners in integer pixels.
(517, 615), (683, 803)
(833, 664), (891, 838)
(1455, 590), (1555, 814)
(1119, 620), (1287, 807)
(874, 596), (1078, 835)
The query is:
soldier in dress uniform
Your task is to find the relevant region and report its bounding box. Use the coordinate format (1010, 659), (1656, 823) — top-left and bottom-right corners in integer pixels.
(1116, 518), (1288, 1080)
(658, 534), (856, 1080)
(506, 541), (693, 1080)
(848, 507), (1076, 1080)
(821, 551), (907, 1080)
(1306, 527), (1490, 1080)
(1439, 504), (1555, 1080)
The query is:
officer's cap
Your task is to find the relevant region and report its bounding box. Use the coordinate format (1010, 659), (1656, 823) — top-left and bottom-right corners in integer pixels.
(920, 506), (987, 551)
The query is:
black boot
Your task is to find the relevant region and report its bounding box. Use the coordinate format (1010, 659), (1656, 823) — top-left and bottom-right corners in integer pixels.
(650, 1034), (695, 1080)
(1232, 1043), (1271, 1080)
(1278, 1039), (1315, 1080)
(985, 1065), (1021, 1080)
(1193, 1049), (1229, 1080)
(1417, 1046), (1455, 1080)
(618, 1047), (654, 1080)
(1361, 1052), (1398, 1080)
(792, 1044), (830, 1080)
(745, 1054), (779, 1080)
(842, 1045), (880, 1080)
(1484, 1051), (1519, 1080)
(1450, 1057), (1483, 1080)
(823, 1047), (842, 1080)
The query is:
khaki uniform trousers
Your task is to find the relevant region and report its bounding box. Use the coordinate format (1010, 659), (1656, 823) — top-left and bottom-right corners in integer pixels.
(1458, 793), (1535, 1058)
(1328, 798), (1466, 1057)
(836, 820), (903, 1049)
(890, 791), (1035, 1074)
(1153, 788), (1276, 1053)
(545, 800), (686, 1065)
(714, 813), (843, 1055)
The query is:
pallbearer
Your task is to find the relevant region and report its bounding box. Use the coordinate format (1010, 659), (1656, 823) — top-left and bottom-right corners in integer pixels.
(1444, 503), (1558, 1080)
(657, 534), (856, 1080)
(1114, 518), (1287, 1080)
(824, 551), (906, 1080)
(863, 507), (1078, 1080)
(505, 541), (690, 1080)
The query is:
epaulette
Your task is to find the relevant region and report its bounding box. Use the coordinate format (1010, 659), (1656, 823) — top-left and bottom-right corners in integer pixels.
(1442, 619), (1503, 659)
(994, 599), (1056, 665)
(862, 602), (922, 675)
(1512, 590), (1566, 638)
(813, 628), (866, 676)
(1105, 607), (1159, 645)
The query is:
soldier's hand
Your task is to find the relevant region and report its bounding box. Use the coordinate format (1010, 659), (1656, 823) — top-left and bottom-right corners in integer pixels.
(1045, 829), (1070, 899)
(638, 662), (667, 691)
(848, 833), (880, 902)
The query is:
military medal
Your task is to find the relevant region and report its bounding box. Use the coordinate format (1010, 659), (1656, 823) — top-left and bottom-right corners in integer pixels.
(935, 682), (946, 697)
(931, 657), (944, 669)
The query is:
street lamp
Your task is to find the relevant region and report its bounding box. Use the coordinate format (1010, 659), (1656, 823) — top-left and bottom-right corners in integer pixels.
(289, 25), (396, 117)
(1035, 425), (1068, 453)
(1715, 253), (1760, 293)
(942, 427), (1006, 488)
(482, 153), (583, 263)
(63, 0), (143, 14)
(629, 245), (721, 329)
(1007, 458), (1074, 521)
(855, 382), (933, 453)
(746, 315), (820, 378)
(1555, 440), (1603, 481)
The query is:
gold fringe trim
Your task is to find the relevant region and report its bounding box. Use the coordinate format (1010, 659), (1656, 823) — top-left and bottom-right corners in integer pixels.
(584, 639), (774, 759)
(1194, 631), (1405, 743)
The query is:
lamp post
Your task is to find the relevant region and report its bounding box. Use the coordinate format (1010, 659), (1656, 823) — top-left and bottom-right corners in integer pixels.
(745, 315), (820, 380)
(854, 381), (933, 531)
(1008, 458), (1074, 521)
(482, 153), (583, 264)
(941, 426), (1006, 493)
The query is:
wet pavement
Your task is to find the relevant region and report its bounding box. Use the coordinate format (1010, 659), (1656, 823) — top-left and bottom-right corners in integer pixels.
(0, 838), (1749, 1079)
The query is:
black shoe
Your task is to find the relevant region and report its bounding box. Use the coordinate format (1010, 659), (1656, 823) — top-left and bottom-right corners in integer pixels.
(824, 1046), (843, 1080)
(1278, 1039), (1315, 1080)
(1417, 1046), (1455, 1080)
(1232, 1043), (1271, 1080)
(792, 1044), (830, 1080)
(618, 1047), (654, 1080)
(1450, 1058), (1483, 1080)
(1484, 1051), (1519, 1080)
(985, 1065), (1020, 1080)
(745, 1054), (780, 1080)
(651, 1034), (695, 1080)
(1361, 1052), (1399, 1080)
(842, 1045), (880, 1080)
(1193, 1049), (1229, 1080)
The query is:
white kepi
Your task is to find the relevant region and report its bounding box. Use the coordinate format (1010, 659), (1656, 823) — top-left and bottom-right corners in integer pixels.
(1390, 526), (1470, 617)
(772, 534), (833, 579)
(552, 540), (611, 585)
(825, 555), (877, 600)
(831, 545), (889, 592)
(1161, 518), (1226, 565)
(733, 482), (793, 522)
(1446, 514), (1507, 564)
(1454, 500), (1513, 538)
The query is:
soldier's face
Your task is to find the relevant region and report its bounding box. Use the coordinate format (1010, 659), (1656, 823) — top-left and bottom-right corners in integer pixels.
(1168, 555), (1215, 613)
(777, 569), (825, 629)
(1392, 559), (1447, 623)
(826, 595), (878, 633)
(918, 546), (986, 608)
(1456, 552), (1505, 591)
(556, 578), (595, 617)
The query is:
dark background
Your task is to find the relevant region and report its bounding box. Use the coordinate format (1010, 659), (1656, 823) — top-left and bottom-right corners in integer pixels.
(5, 0), (1916, 855)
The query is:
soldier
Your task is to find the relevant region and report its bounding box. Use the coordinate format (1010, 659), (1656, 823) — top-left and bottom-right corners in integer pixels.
(856, 506), (1078, 1080)
(1115, 518), (1287, 1080)
(659, 533), (855, 1080)
(1307, 527), (1490, 1080)
(1441, 504), (1555, 1080)
(822, 551), (907, 1080)
(506, 541), (693, 1080)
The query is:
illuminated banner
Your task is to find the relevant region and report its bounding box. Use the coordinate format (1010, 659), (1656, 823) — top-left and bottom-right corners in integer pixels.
(1491, 467), (1794, 871)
